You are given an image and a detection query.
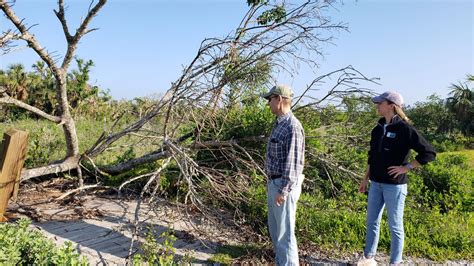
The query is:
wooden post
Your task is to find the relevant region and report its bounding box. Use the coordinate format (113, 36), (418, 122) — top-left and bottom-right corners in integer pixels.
(0, 129), (28, 222)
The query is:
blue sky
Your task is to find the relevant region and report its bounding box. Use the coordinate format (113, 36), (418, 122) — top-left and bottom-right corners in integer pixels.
(1, 0), (472, 106)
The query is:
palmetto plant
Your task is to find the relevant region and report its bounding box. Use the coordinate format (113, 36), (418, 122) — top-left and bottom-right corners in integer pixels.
(447, 74), (474, 134)
(0, 64), (29, 101)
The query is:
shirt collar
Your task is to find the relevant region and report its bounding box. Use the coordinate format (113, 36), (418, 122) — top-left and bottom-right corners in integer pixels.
(277, 112), (292, 124)
(377, 114), (402, 126)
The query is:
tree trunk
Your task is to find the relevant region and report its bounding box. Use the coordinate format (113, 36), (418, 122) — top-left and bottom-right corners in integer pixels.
(63, 116), (80, 157)
(56, 69), (80, 158)
(20, 156), (79, 182)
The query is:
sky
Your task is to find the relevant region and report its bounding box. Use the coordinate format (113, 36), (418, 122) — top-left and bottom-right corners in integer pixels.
(0, 0), (473, 106)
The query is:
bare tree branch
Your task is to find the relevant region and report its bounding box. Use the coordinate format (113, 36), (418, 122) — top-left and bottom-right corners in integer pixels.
(293, 65), (380, 110)
(57, 0), (107, 69)
(0, 29), (22, 54)
(0, 0), (60, 73)
(1, 0), (108, 181)
(126, 157), (172, 259)
(56, 184), (111, 200)
(0, 87), (61, 122)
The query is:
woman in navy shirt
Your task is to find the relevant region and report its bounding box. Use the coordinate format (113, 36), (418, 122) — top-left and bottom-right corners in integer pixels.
(358, 91), (436, 265)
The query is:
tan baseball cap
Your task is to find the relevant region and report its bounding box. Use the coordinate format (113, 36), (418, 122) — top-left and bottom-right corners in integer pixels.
(261, 84), (294, 99)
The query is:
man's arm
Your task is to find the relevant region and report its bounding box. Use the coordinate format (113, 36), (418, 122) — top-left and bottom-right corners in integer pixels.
(278, 126), (304, 201)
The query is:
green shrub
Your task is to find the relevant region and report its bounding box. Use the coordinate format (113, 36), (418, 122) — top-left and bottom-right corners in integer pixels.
(0, 218), (88, 265)
(431, 134), (470, 152)
(239, 179), (268, 234)
(404, 208), (473, 260)
(410, 153), (473, 213)
(296, 194), (367, 251)
(132, 228), (177, 265)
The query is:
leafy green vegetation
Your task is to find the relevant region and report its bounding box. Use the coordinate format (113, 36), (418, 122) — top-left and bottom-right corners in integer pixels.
(443, 149), (474, 168)
(132, 228), (177, 265)
(209, 244), (265, 265)
(293, 154), (473, 260)
(0, 218), (88, 265)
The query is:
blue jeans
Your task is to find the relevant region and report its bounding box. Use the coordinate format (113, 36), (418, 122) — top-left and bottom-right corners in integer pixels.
(267, 177), (302, 266)
(364, 181), (407, 264)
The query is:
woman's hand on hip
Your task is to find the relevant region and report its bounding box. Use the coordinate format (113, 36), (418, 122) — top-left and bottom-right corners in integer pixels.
(387, 165), (409, 177)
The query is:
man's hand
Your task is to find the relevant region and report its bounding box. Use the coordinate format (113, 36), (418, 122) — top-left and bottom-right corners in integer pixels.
(275, 193), (286, 206)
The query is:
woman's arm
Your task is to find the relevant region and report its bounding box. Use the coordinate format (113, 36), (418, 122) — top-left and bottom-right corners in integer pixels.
(387, 160), (421, 177)
(409, 126), (436, 164)
(359, 166), (370, 193)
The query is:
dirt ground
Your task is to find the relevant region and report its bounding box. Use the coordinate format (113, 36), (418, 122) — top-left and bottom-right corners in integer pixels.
(7, 178), (104, 222)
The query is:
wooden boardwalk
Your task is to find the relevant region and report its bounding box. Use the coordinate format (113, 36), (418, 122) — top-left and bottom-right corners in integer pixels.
(22, 197), (225, 265)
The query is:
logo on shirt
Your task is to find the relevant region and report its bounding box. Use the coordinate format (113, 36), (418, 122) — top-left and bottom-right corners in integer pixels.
(386, 132), (396, 138)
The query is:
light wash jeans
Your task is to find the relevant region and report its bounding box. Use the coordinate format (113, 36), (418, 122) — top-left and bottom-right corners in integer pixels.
(267, 177), (303, 266)
(364, 181), (407, 264)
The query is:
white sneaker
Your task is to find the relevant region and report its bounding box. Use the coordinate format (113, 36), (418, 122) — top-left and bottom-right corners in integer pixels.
(357, 256), (376, 266)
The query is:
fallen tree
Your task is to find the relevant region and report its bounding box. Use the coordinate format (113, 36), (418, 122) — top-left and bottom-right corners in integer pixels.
(79, 1), (378, 235)
(1, 0), (379, 206)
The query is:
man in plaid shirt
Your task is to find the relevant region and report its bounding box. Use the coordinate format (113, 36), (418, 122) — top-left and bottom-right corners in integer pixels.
(262, 84), (305, 265)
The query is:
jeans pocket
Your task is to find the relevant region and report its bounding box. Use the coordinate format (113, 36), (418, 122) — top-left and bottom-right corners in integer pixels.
(271, 178), (283, 189)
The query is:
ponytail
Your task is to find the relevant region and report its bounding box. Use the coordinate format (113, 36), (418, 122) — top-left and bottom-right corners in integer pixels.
(394, 105), (411, 124)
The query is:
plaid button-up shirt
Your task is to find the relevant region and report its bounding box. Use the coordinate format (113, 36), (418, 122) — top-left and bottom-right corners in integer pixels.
(265, 112), (305, 196)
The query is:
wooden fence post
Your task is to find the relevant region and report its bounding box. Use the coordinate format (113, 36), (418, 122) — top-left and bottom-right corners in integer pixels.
(0, 129), (29, 222)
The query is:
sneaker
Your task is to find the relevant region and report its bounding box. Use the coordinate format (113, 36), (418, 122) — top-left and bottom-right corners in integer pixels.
(357, 256), (376, 266)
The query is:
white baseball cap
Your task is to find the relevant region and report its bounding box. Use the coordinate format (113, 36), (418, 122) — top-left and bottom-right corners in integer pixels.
(372, 91), (404, 106)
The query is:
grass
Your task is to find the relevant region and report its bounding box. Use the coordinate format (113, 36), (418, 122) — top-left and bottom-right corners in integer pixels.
(209, 244), (266, 265)
(0, 117), (158, 168)
(441, 149), (474, 168)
